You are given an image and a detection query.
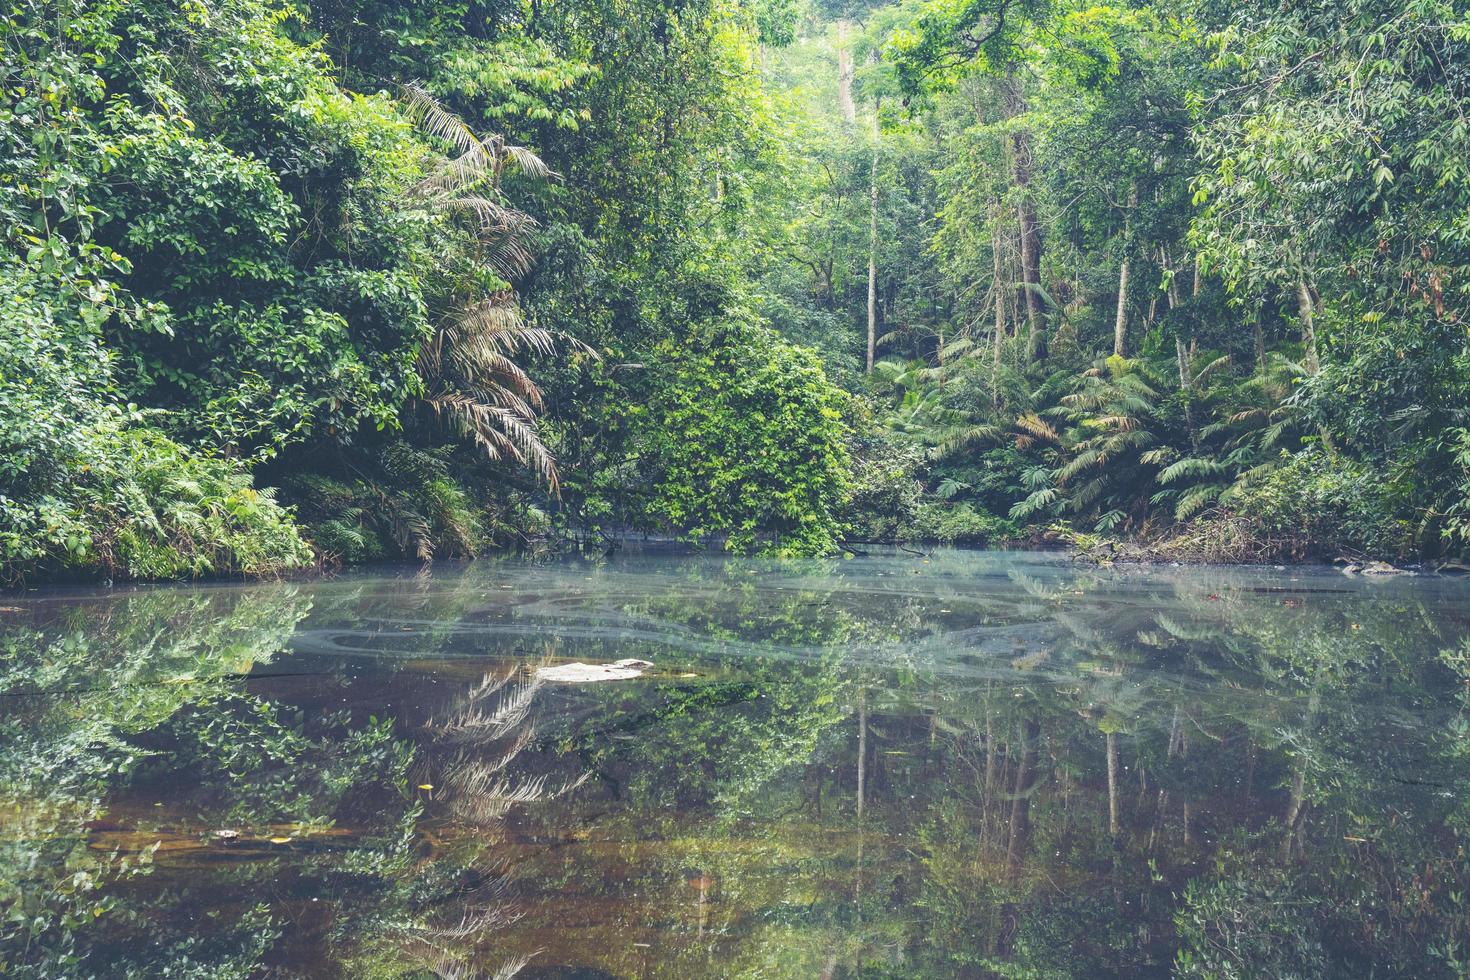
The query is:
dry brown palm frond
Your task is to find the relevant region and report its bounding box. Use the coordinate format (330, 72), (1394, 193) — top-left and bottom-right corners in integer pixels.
(414, 139), (557, 199)
(429, 394), (558, 489)
(436, 339), (543, 408)
(402, 80), (481, 157)
(484, 235), (539, 279)
(402, 84), (555, 181)
(503, 143), (554, 180)
(455, 299), (557, 355)
(414, 143), (494, 197)
(399, 88), (592, 491)
(439, 196), (536, 235)
(464, 380), (541, 420)
(438, 329), (541, 383)
(1015, 413), (1059, 442)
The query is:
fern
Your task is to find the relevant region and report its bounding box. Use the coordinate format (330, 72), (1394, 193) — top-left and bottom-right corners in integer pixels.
(1158, 457), (1229, 485)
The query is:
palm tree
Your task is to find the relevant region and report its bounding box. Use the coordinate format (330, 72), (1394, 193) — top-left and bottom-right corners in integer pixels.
(401, 83), (590, 490)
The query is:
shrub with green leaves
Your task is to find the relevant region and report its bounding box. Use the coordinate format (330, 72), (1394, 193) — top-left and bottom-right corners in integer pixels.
(0, 266), (310, 583)
(1227, 449), (1417, 561)
(639, 322), (852, 556)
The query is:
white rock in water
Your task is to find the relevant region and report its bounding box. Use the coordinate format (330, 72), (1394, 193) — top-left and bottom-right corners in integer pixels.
(535, 659), (654, 683)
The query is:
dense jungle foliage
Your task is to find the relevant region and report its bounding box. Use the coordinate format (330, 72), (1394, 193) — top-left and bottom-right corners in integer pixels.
(4, 0), (1470, 579)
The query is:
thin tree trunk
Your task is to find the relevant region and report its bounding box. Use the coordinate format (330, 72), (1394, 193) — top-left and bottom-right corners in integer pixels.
(1004, 73), (1045, 360)
(1164, 246), (1182, 309)
(1113, 255), (1131, 357)
(992, 205), (1006, 403)
(1113, 189), (1136, 357)
(1296, 277), (1320, 375)
(837, 22), (855, 124)
(1177, 337), (1198, 448)
(866, 83), (880, 374)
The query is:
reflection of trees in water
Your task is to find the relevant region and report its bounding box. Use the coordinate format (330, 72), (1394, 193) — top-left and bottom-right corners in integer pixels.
(570, 557), (1470, 976)
(0, 581), (587, 979)
(5, 557), (1470, 977)
(0, 585), (315, 974)
(838, 570), (1470, 977)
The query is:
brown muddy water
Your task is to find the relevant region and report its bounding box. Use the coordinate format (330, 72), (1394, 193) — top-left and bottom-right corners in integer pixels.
(3, 547), (1470, 978)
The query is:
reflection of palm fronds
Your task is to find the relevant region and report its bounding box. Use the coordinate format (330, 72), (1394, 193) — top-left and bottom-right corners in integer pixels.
(424, 903), (522, 941)
(444, 731), (535, 793)
(432, 674), (543, 742)
(452, 774), (551, 824)
(452, 771), (591, 826)
(421, 952), (534, 980)
(468, 666), (517, 703)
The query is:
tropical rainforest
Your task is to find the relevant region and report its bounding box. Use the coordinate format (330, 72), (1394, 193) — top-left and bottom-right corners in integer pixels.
(4, 0), (1470, 580)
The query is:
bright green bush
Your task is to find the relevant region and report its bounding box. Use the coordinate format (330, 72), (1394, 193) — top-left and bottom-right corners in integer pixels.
(640, 322), (852, 556)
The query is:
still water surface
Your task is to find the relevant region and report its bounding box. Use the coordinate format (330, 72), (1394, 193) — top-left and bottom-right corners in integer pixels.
(4, 548), (1470, 977)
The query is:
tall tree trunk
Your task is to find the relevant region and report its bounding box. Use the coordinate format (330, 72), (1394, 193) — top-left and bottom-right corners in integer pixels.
(1164, 245), (1183, 309)
(1177, 337), (1198, 449)
(1113, 189), (1136, 357)
(837, 22), (855, 124)
(1296, 277), (1320, 375)
(1113, 256), (1131, 357)
(992, 204), (1006, 403)
(866, 89), (880, 374)
(1004, 73), (1045, 360)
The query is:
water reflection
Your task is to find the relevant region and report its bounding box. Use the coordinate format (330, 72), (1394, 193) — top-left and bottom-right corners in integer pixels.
(2, 550), (1469, 977)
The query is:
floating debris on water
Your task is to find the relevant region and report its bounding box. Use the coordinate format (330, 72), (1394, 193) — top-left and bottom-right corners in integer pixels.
(536, 658), (655, 683)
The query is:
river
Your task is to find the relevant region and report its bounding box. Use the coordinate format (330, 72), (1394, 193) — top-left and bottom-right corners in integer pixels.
(3, 548), (1468, 977)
